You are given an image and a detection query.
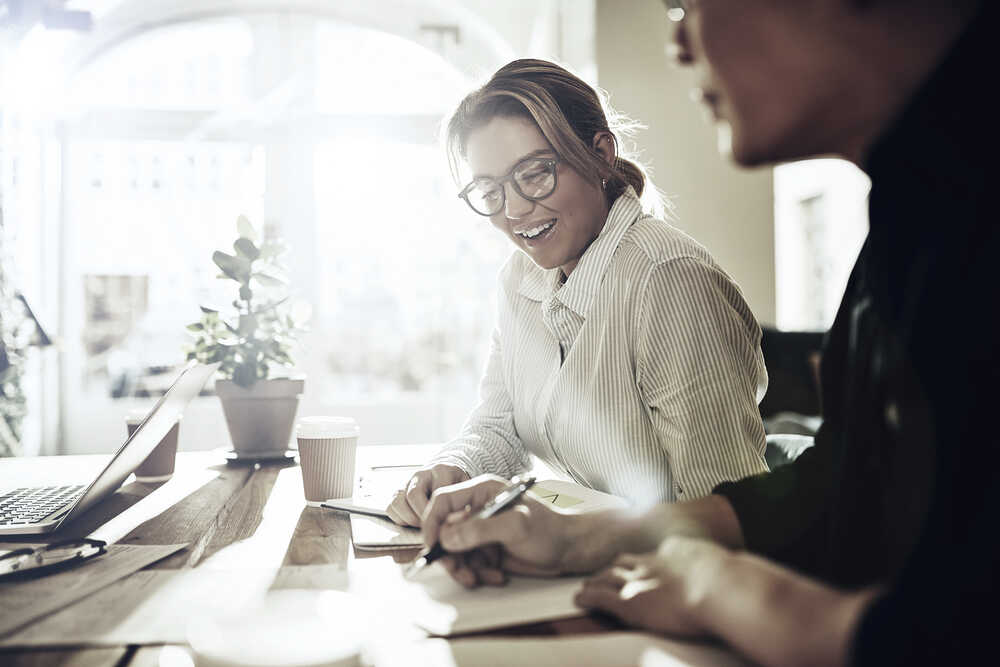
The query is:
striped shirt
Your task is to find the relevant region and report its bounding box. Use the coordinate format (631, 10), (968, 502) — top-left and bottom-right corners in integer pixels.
(431, 189), (768, 504)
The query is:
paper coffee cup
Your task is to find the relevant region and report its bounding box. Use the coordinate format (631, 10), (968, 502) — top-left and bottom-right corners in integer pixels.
(126, 408), (179, 483)
(296, 416), (359, 502)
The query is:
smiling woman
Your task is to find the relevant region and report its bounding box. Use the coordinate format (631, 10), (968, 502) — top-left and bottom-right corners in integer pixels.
(385, 59), (771, 528)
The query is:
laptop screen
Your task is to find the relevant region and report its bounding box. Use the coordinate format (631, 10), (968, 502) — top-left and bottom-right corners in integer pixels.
(57, 361), (219, 529)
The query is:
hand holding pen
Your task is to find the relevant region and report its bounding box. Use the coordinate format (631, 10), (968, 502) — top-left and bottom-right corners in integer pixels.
(414, 473), (603, 587)
(406, 475), (536, 578)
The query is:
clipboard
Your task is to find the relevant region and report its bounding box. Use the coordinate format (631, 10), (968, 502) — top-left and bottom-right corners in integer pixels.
(0, 538), (107, 579)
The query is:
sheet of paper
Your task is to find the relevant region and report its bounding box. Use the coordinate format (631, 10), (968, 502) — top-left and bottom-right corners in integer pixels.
(324, 464), (421, 517)
(0, 543), (185, 639)
(528, 479), (629, 512)
(350, 514), (422, 550)
(351, 561), (586, 636)
(368, 632), (751, 666)
(328, 475), (628, 527)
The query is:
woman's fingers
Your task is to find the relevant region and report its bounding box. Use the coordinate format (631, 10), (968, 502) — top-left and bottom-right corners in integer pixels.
(404, 474), (434, 522)
(387, 488), (422, 526)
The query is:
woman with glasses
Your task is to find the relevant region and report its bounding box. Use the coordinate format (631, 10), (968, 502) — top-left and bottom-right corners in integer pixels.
(386, 58), (768, 529)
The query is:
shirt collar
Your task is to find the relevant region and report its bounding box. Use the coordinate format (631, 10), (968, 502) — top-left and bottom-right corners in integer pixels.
(517, 187), (643, 316)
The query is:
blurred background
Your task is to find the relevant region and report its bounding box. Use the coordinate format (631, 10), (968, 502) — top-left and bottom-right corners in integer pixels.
(0, 0), (870, 457)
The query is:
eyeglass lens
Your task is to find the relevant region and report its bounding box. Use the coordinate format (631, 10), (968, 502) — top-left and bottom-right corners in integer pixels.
(464, 157), (557, 216)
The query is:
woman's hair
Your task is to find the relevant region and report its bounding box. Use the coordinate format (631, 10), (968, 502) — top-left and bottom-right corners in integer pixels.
(445, 58), (666, 218)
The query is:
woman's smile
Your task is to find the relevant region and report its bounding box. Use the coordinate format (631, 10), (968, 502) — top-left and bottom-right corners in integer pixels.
(512, 218), (557, 247)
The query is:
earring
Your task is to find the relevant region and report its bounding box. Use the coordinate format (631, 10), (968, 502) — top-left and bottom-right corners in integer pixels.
(601, 178), (607, 190)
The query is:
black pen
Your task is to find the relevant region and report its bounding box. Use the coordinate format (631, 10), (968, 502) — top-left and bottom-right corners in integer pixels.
(406, 475), (536, 577)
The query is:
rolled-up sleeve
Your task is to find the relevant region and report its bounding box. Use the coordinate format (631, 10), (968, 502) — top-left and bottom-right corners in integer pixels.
(636, 257), (769, 500)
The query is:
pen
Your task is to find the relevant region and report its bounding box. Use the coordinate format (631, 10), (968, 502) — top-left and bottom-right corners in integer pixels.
(405, 475), (536, 577)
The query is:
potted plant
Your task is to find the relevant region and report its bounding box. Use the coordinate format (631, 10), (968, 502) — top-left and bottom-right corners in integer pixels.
(186, 216), (308, 455)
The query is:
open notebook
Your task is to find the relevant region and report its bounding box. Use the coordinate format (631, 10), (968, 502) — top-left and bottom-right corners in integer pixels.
(324, 475), (628, 550)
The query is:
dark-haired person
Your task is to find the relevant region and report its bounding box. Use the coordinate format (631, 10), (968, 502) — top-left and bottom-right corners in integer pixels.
(386, 59), (769, 532)
(422, 1), (998, 664)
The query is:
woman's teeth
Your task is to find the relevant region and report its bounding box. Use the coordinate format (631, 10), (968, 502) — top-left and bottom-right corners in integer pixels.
(516, 220), (555, 239)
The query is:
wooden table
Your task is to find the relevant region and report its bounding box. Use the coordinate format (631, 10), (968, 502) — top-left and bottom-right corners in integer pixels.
(0, 446), (621, 666)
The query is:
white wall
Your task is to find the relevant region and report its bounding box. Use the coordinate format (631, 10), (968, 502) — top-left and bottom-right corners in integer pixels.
(595, 0), (776, 325)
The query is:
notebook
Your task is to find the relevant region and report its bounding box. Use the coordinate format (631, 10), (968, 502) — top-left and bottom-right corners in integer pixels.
(324, 474), (628, 550)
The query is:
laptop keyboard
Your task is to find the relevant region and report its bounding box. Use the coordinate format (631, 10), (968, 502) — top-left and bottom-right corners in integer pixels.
(0, 485), (85, 526)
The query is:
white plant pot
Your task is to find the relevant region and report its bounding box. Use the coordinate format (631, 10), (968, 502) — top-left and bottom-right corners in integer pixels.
(215, 377), (305, 453)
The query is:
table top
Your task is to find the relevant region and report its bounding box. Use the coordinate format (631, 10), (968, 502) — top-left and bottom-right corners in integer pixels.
(0, 446), (621, 666)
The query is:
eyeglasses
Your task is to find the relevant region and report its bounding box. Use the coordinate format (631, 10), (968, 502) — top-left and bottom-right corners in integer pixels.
(458, 155), (560, 217)
(0, 538), (106, 579)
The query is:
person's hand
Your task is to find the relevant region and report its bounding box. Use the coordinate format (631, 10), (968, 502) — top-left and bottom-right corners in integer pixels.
(385, 464), (469, 526)
(422, 474), (630, 587)
(574, 536), (728, 638)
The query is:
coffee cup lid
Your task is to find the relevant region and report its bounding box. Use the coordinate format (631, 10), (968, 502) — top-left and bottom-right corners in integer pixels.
(295, 416), (359, 439)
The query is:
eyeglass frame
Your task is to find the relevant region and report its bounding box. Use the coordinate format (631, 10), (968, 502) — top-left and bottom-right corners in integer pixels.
(457, 155), (561, 217)
(0, 537), (106, 579)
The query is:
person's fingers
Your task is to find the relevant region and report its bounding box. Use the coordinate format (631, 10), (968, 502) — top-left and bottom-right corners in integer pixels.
(613, 553), (643, 569)
(451, 559), (480, 589)
(440, 555), (461, 576)
(583, 567), (630, 591)
(438, 504), (531, 552)
(464, 545), (499, 570)
(430, 465), (468, 487)
(405, 472), (437, 521)
(421, 476), (507, 548)
(387, 490), (422, 527)
(574, 585), (629, 614)
(475, 567), (507, 586)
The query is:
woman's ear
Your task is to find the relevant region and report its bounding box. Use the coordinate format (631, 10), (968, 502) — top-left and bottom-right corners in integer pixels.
(591, 131), (616, 166)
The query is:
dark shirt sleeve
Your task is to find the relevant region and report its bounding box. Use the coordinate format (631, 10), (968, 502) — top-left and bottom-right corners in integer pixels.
(713, 423), (834, 577)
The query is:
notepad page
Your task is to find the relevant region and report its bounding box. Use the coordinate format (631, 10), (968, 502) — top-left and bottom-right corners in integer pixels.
(350, 514), (422, 550)
(396, 563), (585, 636)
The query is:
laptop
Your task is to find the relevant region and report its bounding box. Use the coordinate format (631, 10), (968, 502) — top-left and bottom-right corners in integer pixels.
(0, 361), (219, 536)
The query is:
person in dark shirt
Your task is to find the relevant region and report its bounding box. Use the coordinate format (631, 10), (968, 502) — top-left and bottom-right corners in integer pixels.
(421, 0), (996, 663)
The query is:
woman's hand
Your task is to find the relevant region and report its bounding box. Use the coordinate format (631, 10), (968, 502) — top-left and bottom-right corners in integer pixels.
(385, 464), (469, 526)
(574, 536), (728, 638)
(421, 475), (633, 587)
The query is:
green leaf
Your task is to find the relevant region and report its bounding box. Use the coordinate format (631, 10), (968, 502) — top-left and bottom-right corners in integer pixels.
(186, 323), (204, 332)
(234, 238), (261, 261)
(237, 215), (258, 243)
(199, 306), (218, 314)
(213, 251), (250, 283)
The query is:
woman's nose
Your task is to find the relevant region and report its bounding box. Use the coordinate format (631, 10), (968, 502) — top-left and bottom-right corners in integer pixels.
(503, 182), (535, 220)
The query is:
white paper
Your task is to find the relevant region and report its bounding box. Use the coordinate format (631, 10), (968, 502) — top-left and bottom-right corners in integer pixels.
(368, 632), (751, 666)
(329, 475), (628, 550)
(527, 479), (629, 513)
(352, 561), (586, 636)
(351, 514), (422, 550)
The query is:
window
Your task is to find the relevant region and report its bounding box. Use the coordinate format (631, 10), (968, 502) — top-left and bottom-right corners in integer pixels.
(13, 14), (511, 453)
(774, 159), (870, 332)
